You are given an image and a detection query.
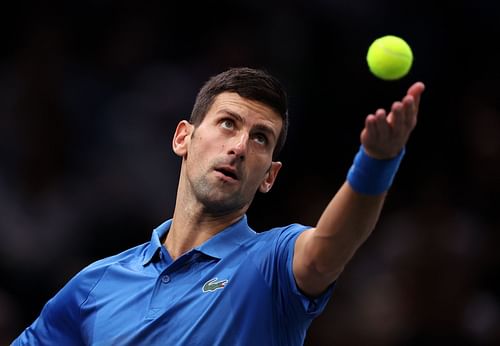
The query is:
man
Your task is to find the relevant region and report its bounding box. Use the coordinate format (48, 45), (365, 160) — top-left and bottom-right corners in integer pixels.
(13, 67), (425, 345)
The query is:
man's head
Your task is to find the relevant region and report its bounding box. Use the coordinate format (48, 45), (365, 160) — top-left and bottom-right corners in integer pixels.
(190, 67), (289, 160)
(172, 67), (288, 216)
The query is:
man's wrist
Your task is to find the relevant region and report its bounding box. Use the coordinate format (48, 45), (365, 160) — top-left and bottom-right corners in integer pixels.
(346, 145), (405, 195)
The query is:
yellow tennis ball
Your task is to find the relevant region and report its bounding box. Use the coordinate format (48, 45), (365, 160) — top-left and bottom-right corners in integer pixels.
(366, 35), (413, 80)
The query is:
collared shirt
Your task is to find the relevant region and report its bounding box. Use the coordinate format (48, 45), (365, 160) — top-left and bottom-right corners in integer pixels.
(13, 216), (334, 346)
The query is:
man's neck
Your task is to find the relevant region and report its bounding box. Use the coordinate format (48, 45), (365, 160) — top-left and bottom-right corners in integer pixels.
(164, 208), (244, 260)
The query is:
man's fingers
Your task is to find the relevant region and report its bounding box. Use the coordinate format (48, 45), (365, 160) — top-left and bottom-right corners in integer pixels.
(379, 115), (392, 144)
(388, 101), (404, 130)
(373, 109), (390, 139)
(364, 114), (379, 141)
(407, 81), (425, 97)
(407, 81), (425, 115)
(402, 95), (417, 129)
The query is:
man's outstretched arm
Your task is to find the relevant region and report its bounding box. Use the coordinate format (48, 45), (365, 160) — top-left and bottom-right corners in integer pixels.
(293, 82), (425, 297)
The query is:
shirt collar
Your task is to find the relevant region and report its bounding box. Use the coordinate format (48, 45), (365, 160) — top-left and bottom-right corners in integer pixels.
(195, 215), (255, 259)
(142, 219), (172, 266)
(142, 215), (255, 265)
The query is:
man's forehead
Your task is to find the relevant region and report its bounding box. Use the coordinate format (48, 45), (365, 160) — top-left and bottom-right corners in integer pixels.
(210, 92), (281, 123)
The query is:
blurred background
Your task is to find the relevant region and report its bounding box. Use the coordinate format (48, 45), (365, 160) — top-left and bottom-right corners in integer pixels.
(1, 1), (499, 345)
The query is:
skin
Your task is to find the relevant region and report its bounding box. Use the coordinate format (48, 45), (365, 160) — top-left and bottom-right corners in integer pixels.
(167, 83), (425, 297)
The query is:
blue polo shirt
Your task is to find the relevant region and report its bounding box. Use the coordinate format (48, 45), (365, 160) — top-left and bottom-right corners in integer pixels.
(13, 216), (334, 346)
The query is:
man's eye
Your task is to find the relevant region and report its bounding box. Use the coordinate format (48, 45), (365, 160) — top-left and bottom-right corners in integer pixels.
(253, 134), (268, 145)
(221, 119), (234, 129)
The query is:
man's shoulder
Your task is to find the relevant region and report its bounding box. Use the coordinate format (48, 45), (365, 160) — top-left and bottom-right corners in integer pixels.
(244, 223), (311, 250)
(255, 223), (310, 239)
(77, 242), (150, 280)
(44, 242), (151, 310)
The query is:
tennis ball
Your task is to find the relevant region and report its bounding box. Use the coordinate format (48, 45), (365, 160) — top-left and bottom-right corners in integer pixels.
(366, 35), (413, 80)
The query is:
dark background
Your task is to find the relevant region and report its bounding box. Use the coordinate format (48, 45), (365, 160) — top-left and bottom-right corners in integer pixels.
(1, 1), (499, 345)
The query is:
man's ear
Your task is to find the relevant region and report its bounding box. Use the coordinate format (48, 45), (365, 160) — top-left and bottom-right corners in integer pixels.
(259, 161), (282, 193)
(172, 120), (193, 157)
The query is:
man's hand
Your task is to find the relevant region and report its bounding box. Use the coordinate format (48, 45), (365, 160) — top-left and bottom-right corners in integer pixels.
(361, 82), (425, 159)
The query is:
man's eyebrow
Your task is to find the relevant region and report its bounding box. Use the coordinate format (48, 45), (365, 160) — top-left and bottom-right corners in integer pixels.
(218, 109), (278, 140)
(218, 109), (243, 122)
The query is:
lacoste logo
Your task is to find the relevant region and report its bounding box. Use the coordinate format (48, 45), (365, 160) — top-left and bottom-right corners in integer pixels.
(202, 278), (229, 293)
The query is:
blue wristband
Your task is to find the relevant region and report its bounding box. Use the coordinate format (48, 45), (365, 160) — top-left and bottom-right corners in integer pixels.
(347, 146), (405, 195)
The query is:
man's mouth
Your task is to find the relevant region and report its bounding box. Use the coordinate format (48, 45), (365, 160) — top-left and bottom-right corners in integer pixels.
(214, 167), (238, 181)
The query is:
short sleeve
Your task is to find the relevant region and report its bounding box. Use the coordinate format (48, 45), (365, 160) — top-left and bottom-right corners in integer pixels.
(11, 264), (106, 346)
(270, 224), (335, 322)
(284, 227), (335, 316)
(280, 225), (335, 318)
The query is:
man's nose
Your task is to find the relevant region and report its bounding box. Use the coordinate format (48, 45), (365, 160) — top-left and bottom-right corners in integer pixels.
(229, 132), (249, 159)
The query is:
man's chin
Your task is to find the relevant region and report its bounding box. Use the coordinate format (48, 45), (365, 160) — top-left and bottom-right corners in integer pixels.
(201, 196), (248, 216)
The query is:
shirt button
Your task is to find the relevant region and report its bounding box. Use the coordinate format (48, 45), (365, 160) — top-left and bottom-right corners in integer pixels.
(161, 275), (170, 283)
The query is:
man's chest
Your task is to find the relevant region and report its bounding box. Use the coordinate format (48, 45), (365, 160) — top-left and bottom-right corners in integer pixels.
(80, 254), (276, 345)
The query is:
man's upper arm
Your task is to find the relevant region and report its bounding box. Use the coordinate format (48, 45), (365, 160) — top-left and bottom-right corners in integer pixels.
(293, 228), (342, 297)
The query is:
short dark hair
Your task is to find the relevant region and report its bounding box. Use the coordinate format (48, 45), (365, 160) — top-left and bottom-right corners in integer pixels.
(190, 67), (289, 159)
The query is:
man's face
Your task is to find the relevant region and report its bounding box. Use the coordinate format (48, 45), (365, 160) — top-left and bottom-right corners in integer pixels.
(176, 92), (283, 215)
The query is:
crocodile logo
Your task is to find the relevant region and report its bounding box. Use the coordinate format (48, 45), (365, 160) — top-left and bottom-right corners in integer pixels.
(202, 278), (229, 293)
